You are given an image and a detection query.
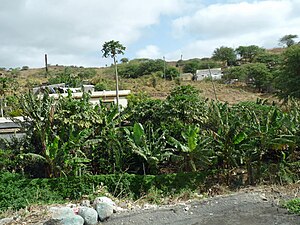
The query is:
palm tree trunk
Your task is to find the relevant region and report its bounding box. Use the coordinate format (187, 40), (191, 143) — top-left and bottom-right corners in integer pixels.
(114, 57), (120, 111)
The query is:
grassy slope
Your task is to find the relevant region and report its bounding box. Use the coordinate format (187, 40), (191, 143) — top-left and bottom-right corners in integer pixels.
(15, 66), (277, 104)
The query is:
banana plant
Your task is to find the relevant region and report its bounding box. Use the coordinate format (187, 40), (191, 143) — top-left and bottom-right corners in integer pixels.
(168, 124), (213, 172)
(241, 106), (296, 184)
(206, 101), (248, 184)
(124, 122), (173, 174)
(86, 103), (127, 174)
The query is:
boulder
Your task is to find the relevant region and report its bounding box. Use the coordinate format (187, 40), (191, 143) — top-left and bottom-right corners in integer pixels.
(93, 196), (116, 211)
(0, 218), (13, 225)
(78, 207), (98, 225)
(95, 202), (114, 222)
(44, 207), (84, 225)
(43, 215), (84, 225)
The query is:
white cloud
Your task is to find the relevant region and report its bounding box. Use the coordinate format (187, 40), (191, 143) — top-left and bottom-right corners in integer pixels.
(0, 0), (183, 68)
(1, 0), (300, 68)
(136, 45), (162, 59)
(169, 0), (300, 59)
(172, 1), (292, 39)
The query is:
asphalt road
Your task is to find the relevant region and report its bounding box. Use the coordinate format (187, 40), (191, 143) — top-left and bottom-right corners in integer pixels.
(105, 192), (300, 225)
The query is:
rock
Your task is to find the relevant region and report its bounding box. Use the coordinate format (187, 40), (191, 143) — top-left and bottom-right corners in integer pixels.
(95, 202), (114, 222)
(93, 196), (116, 211)
(78, 207), (98, 225)
(0, 217), (13, 225)
(43, 215), (84, 225)
(60, 216), (84, 225)
(80, 200), (91, 207)
(45, 207), (84, 225)
(43, 219), (63, 225)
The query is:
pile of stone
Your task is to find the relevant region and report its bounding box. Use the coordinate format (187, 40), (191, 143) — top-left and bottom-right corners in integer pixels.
(44, 196), (118, 225)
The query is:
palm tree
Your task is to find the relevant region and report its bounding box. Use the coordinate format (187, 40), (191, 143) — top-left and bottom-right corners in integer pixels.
(101, 40), (126, 110)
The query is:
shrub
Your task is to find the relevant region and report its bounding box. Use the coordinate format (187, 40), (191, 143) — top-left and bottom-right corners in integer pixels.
(284, 198), (300, 215)
(21, 66), (29, 71)
(0, 172), (208, 211)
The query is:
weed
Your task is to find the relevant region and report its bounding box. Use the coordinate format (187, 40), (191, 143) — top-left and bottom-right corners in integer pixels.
(283, 198), (300, 215)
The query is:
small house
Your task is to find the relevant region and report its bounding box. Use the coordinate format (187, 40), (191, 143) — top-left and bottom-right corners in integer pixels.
(195, 68), (222, 81)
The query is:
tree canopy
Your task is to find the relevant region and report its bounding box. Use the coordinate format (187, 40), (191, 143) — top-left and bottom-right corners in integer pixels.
(101, 40), (126, 59)
(275, 44), (300, 99)
(235, 45), (265, 63)
(212, 46), (236, 66)
(279, 34), (298, 47)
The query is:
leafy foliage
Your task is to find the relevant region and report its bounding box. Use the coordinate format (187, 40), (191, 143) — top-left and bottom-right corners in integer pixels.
(275, 45), (300, 100)
(2, 84), (299, 189)
(182, 59), (222, 74)
(224, 63), (273, 92)
(48, 67), (96, 88)
(236, 45), (265, 63)
(279, 34), (298, 47)
(212, 46), (237, 66)
(284, 198), (300, 214)
(0, 171), (207, 211)
(125, 123), (172, 174)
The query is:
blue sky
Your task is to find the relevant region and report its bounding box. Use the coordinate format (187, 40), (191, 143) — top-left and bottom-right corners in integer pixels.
(0, 0), (299, 68)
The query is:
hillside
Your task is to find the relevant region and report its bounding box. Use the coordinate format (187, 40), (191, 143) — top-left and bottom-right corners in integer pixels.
(9, 65), (277, 105)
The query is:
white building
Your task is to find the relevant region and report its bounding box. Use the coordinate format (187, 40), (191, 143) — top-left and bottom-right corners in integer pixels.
(195, 68), (222, 81)
(45, 90), (131, 108)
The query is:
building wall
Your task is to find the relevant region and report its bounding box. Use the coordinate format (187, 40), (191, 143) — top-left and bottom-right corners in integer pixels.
(195, 68), (222, 81)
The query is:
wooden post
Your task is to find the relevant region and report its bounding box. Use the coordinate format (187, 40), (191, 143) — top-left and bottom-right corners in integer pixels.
(208, 64), (218, 101)
(163, 56), (166, 80)
(0, 98), (3, 117)
(45, 54), (48, 76)
(114, 57), (120, 111)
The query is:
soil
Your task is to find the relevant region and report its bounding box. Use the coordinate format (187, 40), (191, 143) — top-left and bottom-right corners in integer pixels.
(1, 185), (299, 225)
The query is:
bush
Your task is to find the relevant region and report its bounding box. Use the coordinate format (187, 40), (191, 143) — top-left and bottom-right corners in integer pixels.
(94, 82), (109, 91)
(284, 198), (300, 215)
(21, 66), (29, 71)
(0, 172), (208, 211)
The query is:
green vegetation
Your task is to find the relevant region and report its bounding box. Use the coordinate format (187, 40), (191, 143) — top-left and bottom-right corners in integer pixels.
(2, 86), (299, 184)
(275, 45), (300, 100)
(0, 171), (207, 211)
(283, 198), (300, 215)
(212, 46), (236, 66)
(102, 40), (126, 109)
(47, 67), (96, 88)
(1, 37), (300, 213)
(279, 34), (298, 47)
(182, 59), (222, 74)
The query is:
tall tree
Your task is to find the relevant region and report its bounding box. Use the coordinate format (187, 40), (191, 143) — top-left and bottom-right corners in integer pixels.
(212, 46), (236, 66)
(235, 45), (265, 63)
(101, 40), (126, 109)
(120, 57), (129, 64)
(279, 34), (298, 47)
(275, 45), (300, 100)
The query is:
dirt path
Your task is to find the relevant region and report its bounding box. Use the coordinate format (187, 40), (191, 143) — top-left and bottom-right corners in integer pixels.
(105, 192), (300, 225)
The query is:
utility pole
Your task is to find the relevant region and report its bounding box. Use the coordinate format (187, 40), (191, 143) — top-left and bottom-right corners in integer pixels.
(113, 57), (120, 112)
(0, 98), (3, 117)
(45, 54), (48, 77)
(208, 64), (218, 101)
(163, 56), (166, 80)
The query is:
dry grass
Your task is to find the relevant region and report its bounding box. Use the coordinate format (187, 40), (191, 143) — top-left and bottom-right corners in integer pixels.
(14, 67), (279, 105)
